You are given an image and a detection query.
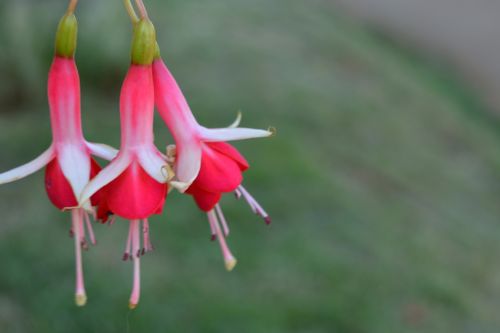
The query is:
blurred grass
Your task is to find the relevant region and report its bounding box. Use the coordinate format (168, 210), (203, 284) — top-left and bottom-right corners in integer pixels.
(0, 0), (499, 332)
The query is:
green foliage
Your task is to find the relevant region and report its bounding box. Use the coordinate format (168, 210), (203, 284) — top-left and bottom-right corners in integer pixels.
(0, 0), (499, 332)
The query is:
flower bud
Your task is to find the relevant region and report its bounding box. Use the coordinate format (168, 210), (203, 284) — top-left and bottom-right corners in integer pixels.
(131, 19), (156, 65)
(154, 42), (161, 60)
(55, 14), (78, 58)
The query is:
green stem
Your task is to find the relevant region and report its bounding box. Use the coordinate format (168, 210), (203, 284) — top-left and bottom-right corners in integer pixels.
(134, 0), (149, 19)
(124, 0), (139, 24)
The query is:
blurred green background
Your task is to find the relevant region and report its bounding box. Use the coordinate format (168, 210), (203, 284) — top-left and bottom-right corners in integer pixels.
(0, 0), (500, 332)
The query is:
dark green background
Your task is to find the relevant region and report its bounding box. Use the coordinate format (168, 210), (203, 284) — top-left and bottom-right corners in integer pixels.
(0, 0), (499, 332)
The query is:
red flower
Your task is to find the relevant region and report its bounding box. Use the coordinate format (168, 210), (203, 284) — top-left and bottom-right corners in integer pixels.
(185, 142), (248, 211)
(0, 13), (117, 306)
(79, 19), (171, 309)
(153, 51), (272, 271)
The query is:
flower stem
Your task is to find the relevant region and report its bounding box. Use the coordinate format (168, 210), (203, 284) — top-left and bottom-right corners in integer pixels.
(134, 0), (149, 19)
(66, 0), (78, 14)
(123, 0), (139, 24)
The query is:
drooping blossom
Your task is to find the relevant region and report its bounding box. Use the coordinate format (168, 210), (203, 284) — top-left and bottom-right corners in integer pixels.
(0, 12), (117, 306)
(153, 46), (273, 271)
(79, 19), (172, 309)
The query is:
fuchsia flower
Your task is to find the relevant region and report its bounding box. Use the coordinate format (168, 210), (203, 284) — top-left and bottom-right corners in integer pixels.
(153, 49), (273, 271)
(79, 19), (172, 309)
(0, 13), (117, 306)
(0, 0), (274, 309)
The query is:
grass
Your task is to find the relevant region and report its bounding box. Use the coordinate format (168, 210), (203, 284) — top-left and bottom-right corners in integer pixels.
(0, 0), (499, 332)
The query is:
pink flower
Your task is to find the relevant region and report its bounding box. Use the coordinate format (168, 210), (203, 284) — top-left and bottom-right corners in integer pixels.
(153, 51), (273, 271)
(0, 13), (117, 306)
(79, 19), (171, 309)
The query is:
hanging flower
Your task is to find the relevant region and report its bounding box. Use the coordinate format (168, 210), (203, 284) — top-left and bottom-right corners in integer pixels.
(0, 11), (117, 306)
(79, 18), (173, 309)
(153, 46), (273, 271)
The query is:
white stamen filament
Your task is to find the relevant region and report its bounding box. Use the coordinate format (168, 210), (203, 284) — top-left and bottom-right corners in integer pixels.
(142, 219), (153, 253)
(238, 186), (271, 224)
(215, 204), (230, 237)
(123, 224), (133, 261)
(84, 212), (96, 246)
(207, 210), (237, 271)
(72, 209), (87, 306)
(207, 215), (217, 241)
(78, 213), (87, 250)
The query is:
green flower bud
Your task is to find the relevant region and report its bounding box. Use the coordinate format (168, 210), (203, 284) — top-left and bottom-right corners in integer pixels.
(154, 42), (161, 60)
(131, 19), (156, 65)
(55, 14), (78, 58)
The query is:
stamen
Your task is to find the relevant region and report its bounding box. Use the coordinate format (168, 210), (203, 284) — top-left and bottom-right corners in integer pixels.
(78, 215), (89, 250)
(142, 219), (154, 253)
(165, 145), (176, 164)
(71, 209), (87, 306)
(78, 215), (85, 244)
(123, 223), (133, 261)
(129, 220), (141, 309)
(84, 212), (97, 246)
(207, 215), (217, 241)
(207, 210), (237, 271)
(215, 204), (230, 237)
(238, 186), (271, 225)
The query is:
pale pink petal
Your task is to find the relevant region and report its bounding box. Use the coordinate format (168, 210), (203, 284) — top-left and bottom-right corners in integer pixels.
(137, 147), (171, 183)
(228, 112), (242, 129)
(86, 142), (118, 161)
(200, 127), (273, 142)
(58, 144), (91, 201)
(79, 154), (130, 205)
(171, 139), (202, 192)
(0, 146), (55, 184)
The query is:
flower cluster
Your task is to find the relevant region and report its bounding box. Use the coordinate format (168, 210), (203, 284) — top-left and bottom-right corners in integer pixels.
(0, 0), (273, 309)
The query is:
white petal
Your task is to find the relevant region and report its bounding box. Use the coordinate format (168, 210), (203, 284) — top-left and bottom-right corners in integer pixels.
(228, 112), (242, 128)
(86, 142), (118, 161)
(79, 154), (130, 205)
(0, 146), (55, 185)
(200, 127), (273, 142)
(137, 147), (171, 183)
(174, 140), (202, 192)
(169, 180), (192, 192)
(58, 144), (91, 201)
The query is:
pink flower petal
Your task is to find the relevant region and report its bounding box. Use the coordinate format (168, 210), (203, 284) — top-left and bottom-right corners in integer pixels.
(191, 144), (243, 194)
(104, 161), (167, 220)
(207, 142), (249, 172)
